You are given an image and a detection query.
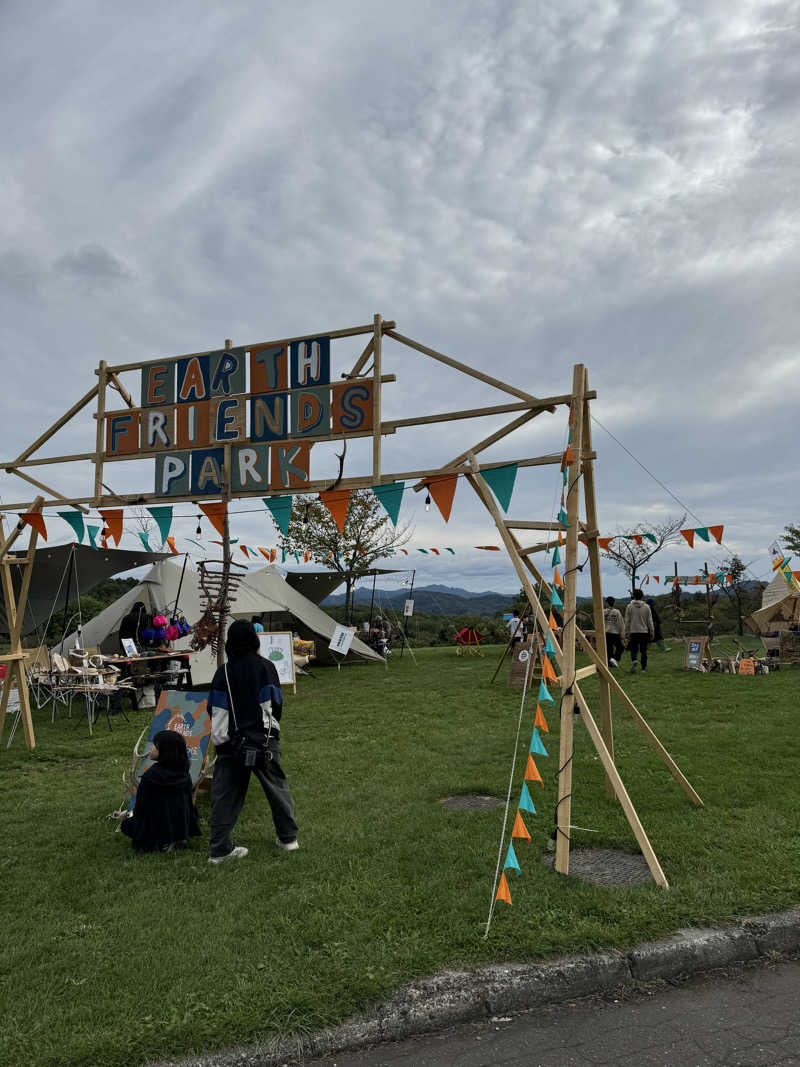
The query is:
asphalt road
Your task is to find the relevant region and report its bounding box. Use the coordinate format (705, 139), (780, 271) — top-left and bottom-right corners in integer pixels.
(305, 957), (800, 1067)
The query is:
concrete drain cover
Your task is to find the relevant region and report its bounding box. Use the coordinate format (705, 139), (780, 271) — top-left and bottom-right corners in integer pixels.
(440, 795), (504, 811)
(542, 847), (652, 888)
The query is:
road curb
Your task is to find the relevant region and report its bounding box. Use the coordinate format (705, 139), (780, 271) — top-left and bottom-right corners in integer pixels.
(156, 907), (800, 1066)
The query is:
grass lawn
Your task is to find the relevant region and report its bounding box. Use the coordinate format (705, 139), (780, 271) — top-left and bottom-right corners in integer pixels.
(2, 643), (798, 1066)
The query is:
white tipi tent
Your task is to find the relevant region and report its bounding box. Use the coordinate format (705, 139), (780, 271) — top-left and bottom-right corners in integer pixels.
(63, 559), (382, 683)
(748, 569), (800, 634)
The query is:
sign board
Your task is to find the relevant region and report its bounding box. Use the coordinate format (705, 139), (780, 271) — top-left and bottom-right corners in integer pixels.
(258, 631), (296, 687)
(100, 336), (379, 497)
(403, 599), (415, 617)
(128, 690), (211, 809)
(509, 637), (540, 691)
(684, 636), (711, 671)
(737, 658), (755, 675)
(121, 637), (138, 658)
(329, 623), (355, 656)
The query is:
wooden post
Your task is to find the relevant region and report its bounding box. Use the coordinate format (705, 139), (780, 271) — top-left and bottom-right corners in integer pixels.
(372, 313), (382, 483)
(0, 498), (44, 749)
(217, 350), (234, 669)
(554, 364), (586, 876)
(93, 360), (107, 505)
(580, 367), (614, 796)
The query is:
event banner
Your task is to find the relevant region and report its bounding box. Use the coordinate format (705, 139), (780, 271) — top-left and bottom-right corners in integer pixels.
(102, 338), (375, 496)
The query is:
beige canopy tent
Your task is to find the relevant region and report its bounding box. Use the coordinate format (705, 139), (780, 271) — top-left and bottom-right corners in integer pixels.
(62, 559), (382, 683)
(746, 570), (800, 634)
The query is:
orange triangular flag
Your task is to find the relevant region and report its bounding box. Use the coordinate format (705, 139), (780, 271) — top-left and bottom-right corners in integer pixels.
(534, 705), (549, 732)
(20, 512), (47, 540)
(541, 656), (558, 682)
(653, 575), (660, 583)
(558, 529), (564, 547)
(165, 536), (178, 555)
(560, 445), (575, 470)
(632, 534), (643, 546)
(101, 536), (109, 550)
(709, 525), (724, 544)
(496, 872), (512, 904)
(680, 528), (695, 548)
(258, 547), (272, 562)
(511, 811), (531, 841)
(99, 508), (123, 546)
(548, 611), (560, 631)
(319, 488), (351, 533)
(524, 754), (544, 785)
(426, 474), (458, 523)
(552, 566), (564, 588)
(597, 536), (614, 551)
(240, 545), (251, 558)
(303, 550), (311, 562)
(199, 501), (227, 538)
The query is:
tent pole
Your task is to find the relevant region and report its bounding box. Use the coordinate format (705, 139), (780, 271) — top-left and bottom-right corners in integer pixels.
(368, 572), (377, 630)
(173, 553), (189, 619)
(57, 544), (75, 655)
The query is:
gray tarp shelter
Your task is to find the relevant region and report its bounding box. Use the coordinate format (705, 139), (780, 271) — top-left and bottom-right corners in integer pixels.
(63, 559), (383, 684)
(1, 543), (168, 638)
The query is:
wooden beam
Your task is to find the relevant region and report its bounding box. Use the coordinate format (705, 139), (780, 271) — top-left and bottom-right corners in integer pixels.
(94, 359), (107, 504)
(554, 363), (586, 877)
(344, 336), (374, 379)
(577, 629), (704, 807)
(385, 329), (545, 405)
(372, 313), (382, 484)
(0, 496), (44, 556)
(103, 321), (396, 374)
(5, 468), (91, 514)
(108, 371), (134, 409)
(12, 383), (99, 465)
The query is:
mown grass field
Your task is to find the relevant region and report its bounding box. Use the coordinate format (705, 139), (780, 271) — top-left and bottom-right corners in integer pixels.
(2, 643), (798, 1066)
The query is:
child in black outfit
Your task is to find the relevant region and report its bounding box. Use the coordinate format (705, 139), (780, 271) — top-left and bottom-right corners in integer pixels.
(121, 729), (201, 853)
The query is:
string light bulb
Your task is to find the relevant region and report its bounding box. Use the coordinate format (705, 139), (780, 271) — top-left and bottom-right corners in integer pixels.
(425, 493), (431, 512)
(196, 516), (202, 536)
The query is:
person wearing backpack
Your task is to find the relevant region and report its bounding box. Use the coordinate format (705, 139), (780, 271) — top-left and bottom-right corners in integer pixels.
(207, 620), (299, 864)
(623, 589), (655, 673)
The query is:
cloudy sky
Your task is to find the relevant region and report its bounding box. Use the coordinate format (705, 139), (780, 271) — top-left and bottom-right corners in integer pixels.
(1, 0), (797, 600)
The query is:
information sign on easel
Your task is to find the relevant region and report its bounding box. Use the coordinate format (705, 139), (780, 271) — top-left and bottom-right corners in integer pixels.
(329, 623), (355, 656)
(403, 599), (414, 617)
(684, 636), (712, 671)
(258, 631), (296, 693)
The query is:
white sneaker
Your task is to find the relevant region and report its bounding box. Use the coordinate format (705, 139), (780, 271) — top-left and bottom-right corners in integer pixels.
(609, 658), (618, 668)
(208, 846), (248, 865)
(276, 837), (299, 851)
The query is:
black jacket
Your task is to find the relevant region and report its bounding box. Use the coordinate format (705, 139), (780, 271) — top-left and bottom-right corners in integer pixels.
(121, 763), (201, 852)
(208, 654), (283, 755)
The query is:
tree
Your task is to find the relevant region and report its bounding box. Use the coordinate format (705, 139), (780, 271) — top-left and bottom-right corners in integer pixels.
(601, 514), (686, 596)
(782, 524), (800, 555)
(277, 490), (412, 622)
(715, 555), (754, 636)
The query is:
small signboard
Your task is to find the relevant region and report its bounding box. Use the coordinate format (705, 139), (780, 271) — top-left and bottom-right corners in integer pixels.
(403, 599), (415, 617)
(121, 637), (138, 658)
(258, 631), (296, 691)
(329, 623), (355, 657)
(684, 636), (711, 671)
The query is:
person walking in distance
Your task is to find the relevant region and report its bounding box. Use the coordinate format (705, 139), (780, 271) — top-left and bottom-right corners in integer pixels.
(208, 620), (299, 864)
(624, 589), (655, 673)
(603, 596), (625, 668)
(646, 597), (669, 651)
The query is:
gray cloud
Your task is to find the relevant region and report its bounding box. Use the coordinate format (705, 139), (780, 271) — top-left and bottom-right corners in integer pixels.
(0, 0), (797, 594)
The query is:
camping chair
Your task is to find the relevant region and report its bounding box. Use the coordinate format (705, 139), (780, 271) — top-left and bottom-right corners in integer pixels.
(49, 652), (81, 718)
(23, 647), (58, 710)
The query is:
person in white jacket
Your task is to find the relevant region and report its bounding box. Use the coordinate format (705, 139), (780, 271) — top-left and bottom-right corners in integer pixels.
(623, 589), (655, 673)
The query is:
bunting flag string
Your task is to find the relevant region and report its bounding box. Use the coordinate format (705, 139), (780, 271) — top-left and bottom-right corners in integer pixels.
(425, 474), (458, 523)
(19, 512), (48, 540)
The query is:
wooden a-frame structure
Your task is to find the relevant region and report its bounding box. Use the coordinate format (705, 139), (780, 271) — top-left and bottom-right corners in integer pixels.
(0, 320), (702, 887)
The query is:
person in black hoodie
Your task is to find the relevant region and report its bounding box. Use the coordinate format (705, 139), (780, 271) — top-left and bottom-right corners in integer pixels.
(207, 620), (298, 864)
(121, 729), (201, 853)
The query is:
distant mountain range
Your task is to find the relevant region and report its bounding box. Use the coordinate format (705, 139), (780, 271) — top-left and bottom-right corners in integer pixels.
(322, 584), (516, 617)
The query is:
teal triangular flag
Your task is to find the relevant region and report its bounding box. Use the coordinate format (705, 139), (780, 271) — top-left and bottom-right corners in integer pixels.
(264, 496), (293, 536)
(137, 531), (151, 552)
(281, 549), (287, 563)
(551, 545), (561, 566)
(544, 633), (556, 656)
(417, 548), (428, 554)
(482, 464), (517, 513)
(538, 680), (554, 704)
(445, 547), (455, 554)
(186, 538), (204, 550)
(695, 527), (710, 542)
(293, 552), (300, 564)
(372, 481), (405, 526)
(645, 533), (658, 543)
(57, 510), (85, 543)
(550, 587), (563, 609)
(147, 506), (173, 544)
(562, 468), (568, 486)
(504, 840), (521, 875)
(558, 507), (570, 526)
(518, 782), (537, 814)
(86, 524), (100, 548)
(530, 728), (548, 756)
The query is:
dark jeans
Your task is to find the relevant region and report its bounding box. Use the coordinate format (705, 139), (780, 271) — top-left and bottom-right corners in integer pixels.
(605, 633), (624, 662)
(209, 740), (298, 858)
(628, 633), (650, 669)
